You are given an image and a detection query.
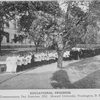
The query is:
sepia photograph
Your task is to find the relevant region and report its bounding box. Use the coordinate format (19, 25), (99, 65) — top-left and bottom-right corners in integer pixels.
(0, 0), (100, 91)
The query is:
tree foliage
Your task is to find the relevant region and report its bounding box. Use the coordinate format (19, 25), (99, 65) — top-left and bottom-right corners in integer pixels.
(29, 1), (89, 68)
(82, 0), (100, 45)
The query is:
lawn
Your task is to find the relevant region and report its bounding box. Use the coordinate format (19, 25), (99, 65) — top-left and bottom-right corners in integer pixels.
(51, 55), (100, 89)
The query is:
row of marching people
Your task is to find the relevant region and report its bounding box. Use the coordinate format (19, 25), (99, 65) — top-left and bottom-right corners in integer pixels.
(69, 47), (100, 60)
(5, 50), (70, 73)
(6, 53), (32, 73)
(6, 47), (100, 73)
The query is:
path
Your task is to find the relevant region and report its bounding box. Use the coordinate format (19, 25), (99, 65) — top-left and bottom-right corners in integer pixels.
(0, 60), (79, 89)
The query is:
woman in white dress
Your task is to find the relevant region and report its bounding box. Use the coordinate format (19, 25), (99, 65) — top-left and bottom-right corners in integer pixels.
(11, 54), (18, 73)
(6, 55), (13, 73)
(26, 54), (32, 64)
(6, 54), (17, 73)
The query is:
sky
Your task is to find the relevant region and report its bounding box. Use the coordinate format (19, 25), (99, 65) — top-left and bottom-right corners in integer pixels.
(58, 0), (68, 12)
(58, 0), (89, 12)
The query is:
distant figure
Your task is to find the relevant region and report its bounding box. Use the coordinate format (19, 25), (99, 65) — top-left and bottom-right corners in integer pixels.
(31, 54), (35, 66)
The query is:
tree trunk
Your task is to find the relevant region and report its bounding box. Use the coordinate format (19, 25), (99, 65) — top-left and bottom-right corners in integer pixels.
(34, 42), (38, 52)
(35, 40), (40, 52)
(0, 41), (1, 54)
(36, 45), (38, 52)
(0, 33), (2, 54)
(56, 34), (64, 68)
(57, 50), (64, 68)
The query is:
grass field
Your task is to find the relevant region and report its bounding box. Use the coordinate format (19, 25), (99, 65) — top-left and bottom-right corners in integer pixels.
(51, 55), (100, 89)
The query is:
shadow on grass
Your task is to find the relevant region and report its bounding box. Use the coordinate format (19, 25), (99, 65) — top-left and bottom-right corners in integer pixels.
(51, 70), (75, 89)
(51, 70), (100, 89)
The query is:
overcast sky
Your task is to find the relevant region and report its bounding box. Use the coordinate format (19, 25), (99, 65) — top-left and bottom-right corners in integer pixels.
(58, 0), (89, 12)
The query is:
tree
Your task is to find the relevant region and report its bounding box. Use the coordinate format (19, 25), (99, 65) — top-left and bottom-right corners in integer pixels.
(54, 0), (100, 68)
(0, 1), (61, 53)
(42, 1), (89, 68)
(29, 12), (45, 52)
(1, 1), (100, 69)
(52, 0), (100, 68)
(81, 0), (100, 47)
(17, 1), (61, 32)
(16, 1), (61, 49)
(29, 11), (55, 52)
(0, 2), (11, 53)
(26, 1), (61, 52)
(0, 1), (31, 53)
(29, 1), (89, 68)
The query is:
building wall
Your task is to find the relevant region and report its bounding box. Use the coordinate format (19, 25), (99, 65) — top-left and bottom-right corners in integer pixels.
(2, 28), (17, 44)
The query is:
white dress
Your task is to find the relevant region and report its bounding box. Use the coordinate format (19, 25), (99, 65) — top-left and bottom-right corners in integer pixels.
(26, 55), (32, 64)
(11, 56), (18, 72)
(6, 56), (17, 73)
(23, 57), (28, 65)
(17, 56), (22, 66)
(6, 57), (13, 72)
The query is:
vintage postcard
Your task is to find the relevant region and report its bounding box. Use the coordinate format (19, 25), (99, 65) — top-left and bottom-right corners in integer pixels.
(0, 0), (100, 100)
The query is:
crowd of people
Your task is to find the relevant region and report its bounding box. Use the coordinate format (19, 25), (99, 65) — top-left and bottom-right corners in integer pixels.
(70, 47), (100, 60)
(5, 47), (100, 73)
(6, 53), (32, 73)
(5, 50), (70, 73)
